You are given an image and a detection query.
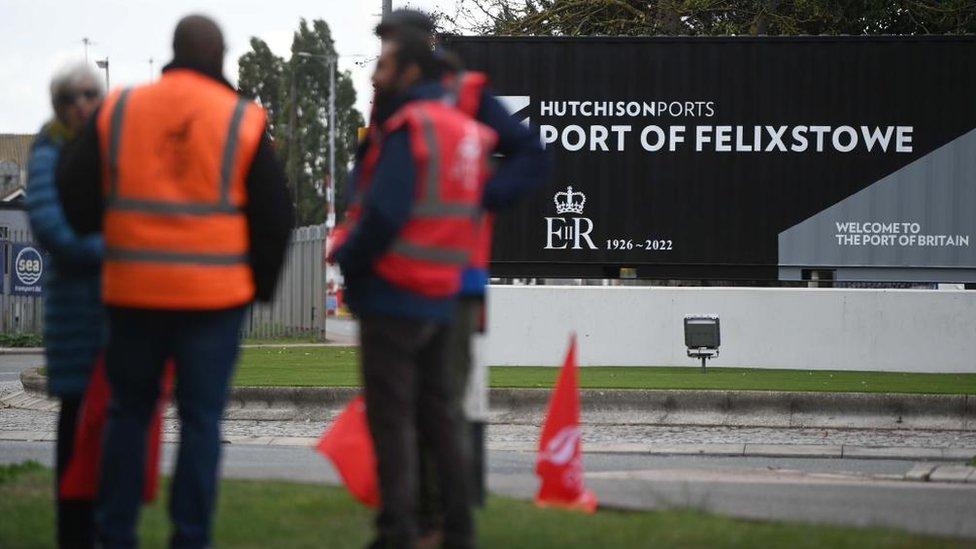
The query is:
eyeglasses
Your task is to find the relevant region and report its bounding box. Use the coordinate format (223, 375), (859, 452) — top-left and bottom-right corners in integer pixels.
(56, 88), (101, 106)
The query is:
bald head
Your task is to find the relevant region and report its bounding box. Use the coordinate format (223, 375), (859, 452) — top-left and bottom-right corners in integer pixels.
(173, 14), (225, 74)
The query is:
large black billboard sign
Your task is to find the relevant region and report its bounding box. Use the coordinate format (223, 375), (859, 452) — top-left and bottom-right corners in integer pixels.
(442, 36), (976, 281)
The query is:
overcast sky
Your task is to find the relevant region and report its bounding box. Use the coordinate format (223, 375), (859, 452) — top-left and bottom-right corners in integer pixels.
(0, 0), (460, 134)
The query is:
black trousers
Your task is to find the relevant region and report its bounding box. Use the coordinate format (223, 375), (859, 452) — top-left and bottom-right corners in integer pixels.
(56, 396), (95, 549)
(418, 298), (482, 531)
(359, 315), (473, 549)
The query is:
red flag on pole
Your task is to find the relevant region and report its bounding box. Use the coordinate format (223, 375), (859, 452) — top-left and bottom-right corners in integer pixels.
(315, 395), (380, 507)
(535, 334), (597, 513)
(60, 356), (174, 502)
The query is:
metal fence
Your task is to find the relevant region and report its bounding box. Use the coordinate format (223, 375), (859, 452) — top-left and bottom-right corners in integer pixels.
(241, 224), (328, 340)
(0, 225), (329, 340)
(0, 229), (43, 334)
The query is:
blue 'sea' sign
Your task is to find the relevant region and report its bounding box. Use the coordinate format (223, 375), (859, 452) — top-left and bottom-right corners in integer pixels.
(11, 244), (43, 295)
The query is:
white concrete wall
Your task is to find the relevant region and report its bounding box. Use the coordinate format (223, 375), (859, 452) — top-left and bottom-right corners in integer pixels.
(484, 286), (976, 373)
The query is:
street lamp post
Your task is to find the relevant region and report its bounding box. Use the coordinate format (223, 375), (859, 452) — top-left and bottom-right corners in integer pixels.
(95, 58), (110, 89)
(288, 66), (299, 226)
(328, 55), (336, 229)
(82, 37), (94, 63)
(296, 51), (337, 230)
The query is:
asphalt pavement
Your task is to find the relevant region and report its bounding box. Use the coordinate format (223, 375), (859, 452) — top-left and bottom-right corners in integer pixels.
(3, 350), (975, 541)
(0, 352), (41, 380)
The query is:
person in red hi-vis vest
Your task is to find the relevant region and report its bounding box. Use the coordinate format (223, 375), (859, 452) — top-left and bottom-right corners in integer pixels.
(328, 23), (497, 549)
(536, 334), (598, 513)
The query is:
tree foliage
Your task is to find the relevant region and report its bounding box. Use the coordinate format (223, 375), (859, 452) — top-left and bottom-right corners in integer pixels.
(442, 0), (976, 36)
(238, 19), (364, 226)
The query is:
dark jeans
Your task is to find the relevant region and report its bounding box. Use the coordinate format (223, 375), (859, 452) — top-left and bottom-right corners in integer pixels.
(360, 315), (473, 549)
(57, 396), (94, 549)
(97, 306), (245, 549)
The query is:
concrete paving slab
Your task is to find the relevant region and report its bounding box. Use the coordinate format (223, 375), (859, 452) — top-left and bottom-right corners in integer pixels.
(223, 436), (277, 446)
(648, 443), (746, 456)
(585, 443), (649, 453)
(1, 392), (31, 408)
(928, 465), (975, 483)
(0, 430), (44, 441)
(904, 463), (936, 481)
(745, 444), (843, 458)
(487, 441), (533, 452)
(270, 436), (316, 447)
(942, 448), (976, 461)
(0, 348), (44, 355)
(844, 446), (943, 460)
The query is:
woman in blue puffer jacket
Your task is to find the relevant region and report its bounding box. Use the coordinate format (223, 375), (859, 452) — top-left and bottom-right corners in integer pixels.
(25, 61), (104, 548)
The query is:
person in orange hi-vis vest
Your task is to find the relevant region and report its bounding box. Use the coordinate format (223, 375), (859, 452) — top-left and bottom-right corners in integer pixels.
(56, 15), (293, 549)
(327, 24), (498, 549)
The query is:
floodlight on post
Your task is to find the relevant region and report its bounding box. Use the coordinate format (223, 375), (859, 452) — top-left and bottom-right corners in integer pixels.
(684, 315), (720, 373)
(95, 58), (110, 89)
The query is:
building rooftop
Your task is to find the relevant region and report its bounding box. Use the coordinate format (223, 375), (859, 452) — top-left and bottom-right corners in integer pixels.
(0, 133), (37, 203)
(0, 134), (35, 167)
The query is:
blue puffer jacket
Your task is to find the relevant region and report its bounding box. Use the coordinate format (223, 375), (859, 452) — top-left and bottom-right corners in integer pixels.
(25, 121), (106, 397)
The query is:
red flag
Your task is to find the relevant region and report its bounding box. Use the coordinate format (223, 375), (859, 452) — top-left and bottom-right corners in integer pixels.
(535, 334), (597, 513)
(60, 357), (175, 502)
(315, 395), (380, 507)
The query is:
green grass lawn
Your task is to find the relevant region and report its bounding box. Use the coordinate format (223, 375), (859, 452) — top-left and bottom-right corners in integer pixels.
(234, 347), (976, 394)
(242, 335), (327, 345)
(0, 463), (967, 549)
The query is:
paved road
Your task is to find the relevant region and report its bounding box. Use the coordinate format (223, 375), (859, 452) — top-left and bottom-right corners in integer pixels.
(2, 440), (974, 540)
(0, 353), (41, 380)
(4, 353), (975, 540)
(325, 316), (357, 345)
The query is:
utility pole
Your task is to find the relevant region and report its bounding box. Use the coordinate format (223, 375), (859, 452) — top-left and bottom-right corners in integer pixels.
(328, 54), (336, 230)
(82, 37), (93, 63)
(295, 51), (337, 229)
(288, 68), (300, 227)
(382, 0), (392, 16)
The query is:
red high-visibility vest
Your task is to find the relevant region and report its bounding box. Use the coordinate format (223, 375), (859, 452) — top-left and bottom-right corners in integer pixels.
(96, 70), (265, 309)
(342, 99), (497, 297)
(443, 71), (494, 270)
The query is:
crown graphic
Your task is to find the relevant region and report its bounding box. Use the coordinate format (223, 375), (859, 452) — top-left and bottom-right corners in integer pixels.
(554, 186), (586, 215)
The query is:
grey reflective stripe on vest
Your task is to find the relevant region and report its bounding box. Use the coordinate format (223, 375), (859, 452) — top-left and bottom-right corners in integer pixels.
(411, 201), (478, 217)
(386, 107), (477, 265)
(417, 111), (442, 206)
(411, 109), (478, 219)
(389, 241), (469, 265)
(106, 95), (248, 215)
(107, 88), (133, 199)
(105, 248), (247, 265)
(218, 98), (249, 208)
(108, 198), (240, 215)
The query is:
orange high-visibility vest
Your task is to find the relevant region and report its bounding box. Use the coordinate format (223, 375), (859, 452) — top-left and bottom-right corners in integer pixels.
(95, 69), (266, 309)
